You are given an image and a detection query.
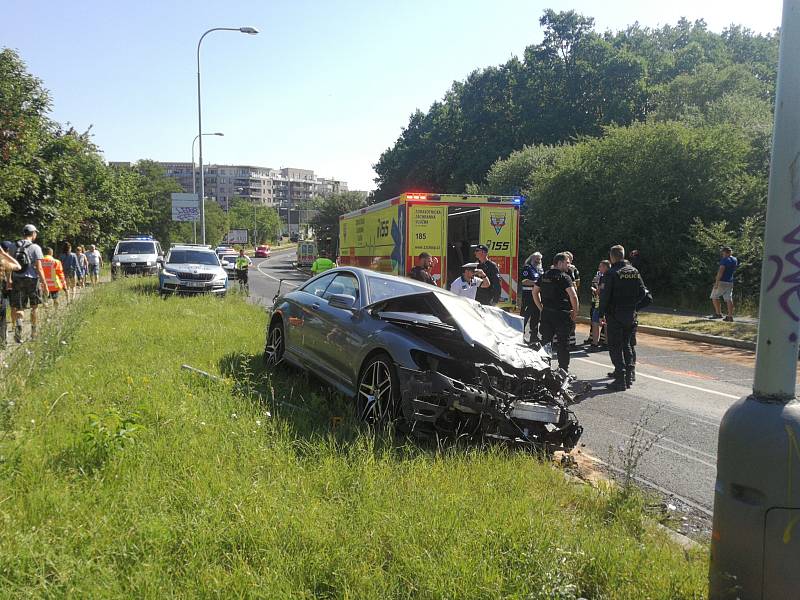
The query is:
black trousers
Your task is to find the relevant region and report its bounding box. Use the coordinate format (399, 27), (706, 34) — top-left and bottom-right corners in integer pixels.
(523, 299), (540, 344)
(606, 313), (635, 376)
(540, 309), (572, 371)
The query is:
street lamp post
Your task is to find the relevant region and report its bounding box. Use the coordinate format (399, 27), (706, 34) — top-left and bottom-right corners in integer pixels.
(192, 132), (224, 243)
(197, 26), (258, 245)
(709, 1), (800, 597)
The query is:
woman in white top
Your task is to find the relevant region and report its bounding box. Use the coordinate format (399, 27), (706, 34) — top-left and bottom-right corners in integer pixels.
(449, 262), (490, 300)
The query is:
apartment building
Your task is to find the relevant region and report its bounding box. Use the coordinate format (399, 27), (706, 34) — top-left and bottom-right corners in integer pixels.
(151, 162), (348, 210)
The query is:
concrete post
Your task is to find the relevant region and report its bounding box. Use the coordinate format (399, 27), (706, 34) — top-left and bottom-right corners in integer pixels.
(710, 1), (800, 597)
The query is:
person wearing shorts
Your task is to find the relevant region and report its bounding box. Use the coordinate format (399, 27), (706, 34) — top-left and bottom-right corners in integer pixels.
(0, 241), (22, 348)
(9, 225), (47, 343)
(710, 246), (738, 322)
(86, 245), (102, 285)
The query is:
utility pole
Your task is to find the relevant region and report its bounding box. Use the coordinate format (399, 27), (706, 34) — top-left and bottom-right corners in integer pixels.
(710, 1), (800, 597)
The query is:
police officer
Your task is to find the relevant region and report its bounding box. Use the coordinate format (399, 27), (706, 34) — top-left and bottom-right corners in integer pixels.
(598, 244), (648, 390)
(520, 251), (543, 344)
(474, 244), (501, 305)
(533, 252), (579, 372)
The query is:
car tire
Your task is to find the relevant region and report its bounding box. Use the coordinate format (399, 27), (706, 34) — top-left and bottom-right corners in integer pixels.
(356, 352), (401, 427)
(264, 320), (285, 369)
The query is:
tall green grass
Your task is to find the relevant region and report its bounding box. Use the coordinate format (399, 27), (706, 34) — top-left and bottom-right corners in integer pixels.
(0, 279), (708, 598)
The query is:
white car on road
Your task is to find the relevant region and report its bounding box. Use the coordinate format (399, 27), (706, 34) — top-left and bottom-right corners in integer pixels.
(158, 244), (228, 296)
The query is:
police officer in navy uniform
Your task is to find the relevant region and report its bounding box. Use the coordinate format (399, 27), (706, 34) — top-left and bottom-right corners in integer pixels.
(533, 252), (579, 373)
(599, 244), (648, 390)
(474, 244), (501, 306)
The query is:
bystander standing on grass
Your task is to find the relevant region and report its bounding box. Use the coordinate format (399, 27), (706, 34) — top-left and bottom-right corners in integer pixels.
(59, 242), (79, 302)
(0, 240), (22, 348)
(709, 246), (738, 322)
(41, 247), (67, 309)
(86, 244), (102, 286)
(75, 245), (89, 288)
(9, 224), (47, 343)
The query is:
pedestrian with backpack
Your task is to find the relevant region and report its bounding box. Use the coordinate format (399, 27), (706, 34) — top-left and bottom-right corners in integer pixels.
(9, 225), (47, 343)
(59, 242), (79, 301)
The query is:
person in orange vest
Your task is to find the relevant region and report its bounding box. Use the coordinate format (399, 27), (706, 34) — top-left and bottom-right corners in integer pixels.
(41, 247), (66, 308)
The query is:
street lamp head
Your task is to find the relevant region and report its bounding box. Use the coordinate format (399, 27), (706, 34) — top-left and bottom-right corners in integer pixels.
(213, 132), (224, 136)
(239, 27), (259, 34)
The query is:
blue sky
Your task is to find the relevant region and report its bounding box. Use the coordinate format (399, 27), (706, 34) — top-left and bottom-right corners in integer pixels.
(1, 0), (782, 191)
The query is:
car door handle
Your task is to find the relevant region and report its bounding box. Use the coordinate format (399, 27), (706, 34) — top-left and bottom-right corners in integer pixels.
(311, 303), (320, 310)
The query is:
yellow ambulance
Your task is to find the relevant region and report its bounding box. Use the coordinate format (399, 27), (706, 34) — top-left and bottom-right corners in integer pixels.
(338, 192), (523, 307)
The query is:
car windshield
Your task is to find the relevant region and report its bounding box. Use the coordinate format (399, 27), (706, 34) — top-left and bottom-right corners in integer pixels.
(221, 254), (238, 262)
(367, 276), (424, 303)
(167, 250), (219, 266)
(116, 241), (156, 254)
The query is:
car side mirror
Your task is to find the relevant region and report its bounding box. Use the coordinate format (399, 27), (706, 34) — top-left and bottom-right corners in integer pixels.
(221, 260), (229, 267)
(328, 294), (356, 310)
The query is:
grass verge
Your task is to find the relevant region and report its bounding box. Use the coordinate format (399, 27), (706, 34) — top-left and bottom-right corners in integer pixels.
(635, 313), (757, 343)
(0, 279), (708, 598)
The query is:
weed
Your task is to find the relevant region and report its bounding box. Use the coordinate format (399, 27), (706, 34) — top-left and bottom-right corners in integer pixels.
(0, 279), (708, 597)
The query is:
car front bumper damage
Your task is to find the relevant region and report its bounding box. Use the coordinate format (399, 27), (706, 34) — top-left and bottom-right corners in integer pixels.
(396, 366), (583, 451)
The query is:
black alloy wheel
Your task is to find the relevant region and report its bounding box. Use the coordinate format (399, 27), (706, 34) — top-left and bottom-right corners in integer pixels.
(264, 321), (285, 369)
(356, 353), (401, 427)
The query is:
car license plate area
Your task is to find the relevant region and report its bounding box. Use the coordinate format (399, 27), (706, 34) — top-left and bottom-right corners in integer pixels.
(185, 281), (206, 288)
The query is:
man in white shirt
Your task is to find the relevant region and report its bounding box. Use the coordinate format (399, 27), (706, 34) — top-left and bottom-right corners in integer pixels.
(86, 245), (103, 286)
(450, 262), (490, 300)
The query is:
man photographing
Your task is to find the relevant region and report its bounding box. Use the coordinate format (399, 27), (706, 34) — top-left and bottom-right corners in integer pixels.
(533, 252), (579, 373)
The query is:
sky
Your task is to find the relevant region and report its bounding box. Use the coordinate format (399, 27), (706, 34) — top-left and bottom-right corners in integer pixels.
(1, 0), (783, 191)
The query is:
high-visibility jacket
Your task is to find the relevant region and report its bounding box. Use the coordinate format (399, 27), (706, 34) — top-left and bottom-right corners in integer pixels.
(41, 255), (65, 293)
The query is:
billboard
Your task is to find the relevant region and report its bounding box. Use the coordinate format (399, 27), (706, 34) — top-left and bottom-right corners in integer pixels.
(225, 229), (249, 244)
(171, 193), (199, 222)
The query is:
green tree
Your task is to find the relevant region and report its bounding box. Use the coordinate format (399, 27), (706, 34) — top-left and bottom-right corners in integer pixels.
(227, 198), (281, 245)
(0, 48), (50, 224)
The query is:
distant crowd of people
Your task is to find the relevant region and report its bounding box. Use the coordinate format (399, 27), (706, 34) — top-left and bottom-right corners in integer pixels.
(0, 224), (103, 347)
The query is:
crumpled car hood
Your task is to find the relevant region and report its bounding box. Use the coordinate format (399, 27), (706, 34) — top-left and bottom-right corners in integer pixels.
(434, 293), (550, 370)
(371, 291), (550, 370)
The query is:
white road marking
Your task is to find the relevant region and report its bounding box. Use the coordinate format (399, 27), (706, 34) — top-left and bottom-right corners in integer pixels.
(255, 260), (299, 288)
(575, 356), (741, 400)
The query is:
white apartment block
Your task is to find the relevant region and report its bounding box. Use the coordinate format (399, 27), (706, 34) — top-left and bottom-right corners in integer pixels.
(152, 163), (348, 210)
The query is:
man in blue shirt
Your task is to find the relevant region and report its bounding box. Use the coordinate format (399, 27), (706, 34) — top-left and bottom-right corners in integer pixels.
(710, 246), (738, 322)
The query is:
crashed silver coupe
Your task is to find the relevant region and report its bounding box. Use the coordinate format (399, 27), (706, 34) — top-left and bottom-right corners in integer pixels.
(264, 267), (582, 451)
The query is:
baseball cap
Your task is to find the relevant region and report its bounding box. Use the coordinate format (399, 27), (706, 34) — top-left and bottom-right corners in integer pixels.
(1, 240), (14, 252)
(22, 224), (38, 235)
(462, 262), (479, 270)
(474, 244), (489, 253)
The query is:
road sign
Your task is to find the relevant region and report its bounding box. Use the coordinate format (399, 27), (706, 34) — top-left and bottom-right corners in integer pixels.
(225, 229), (249, 244)
(171, 193), (199, 222)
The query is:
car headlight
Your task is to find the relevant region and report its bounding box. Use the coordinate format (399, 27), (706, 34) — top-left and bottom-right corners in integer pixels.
(161, 269), (178, 278)
(146, 260), (153, 266)
(113, 261), (120, 267)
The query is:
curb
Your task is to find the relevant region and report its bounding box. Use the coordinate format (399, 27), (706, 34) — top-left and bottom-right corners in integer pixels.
(575, 316), (756, 351)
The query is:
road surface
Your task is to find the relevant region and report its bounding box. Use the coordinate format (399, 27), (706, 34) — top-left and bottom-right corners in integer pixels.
(249, 250), (777, 532)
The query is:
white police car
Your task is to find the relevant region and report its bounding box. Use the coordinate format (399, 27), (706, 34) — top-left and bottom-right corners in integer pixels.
(111, 235), (163, 279)
(158, 244), (228, 296)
